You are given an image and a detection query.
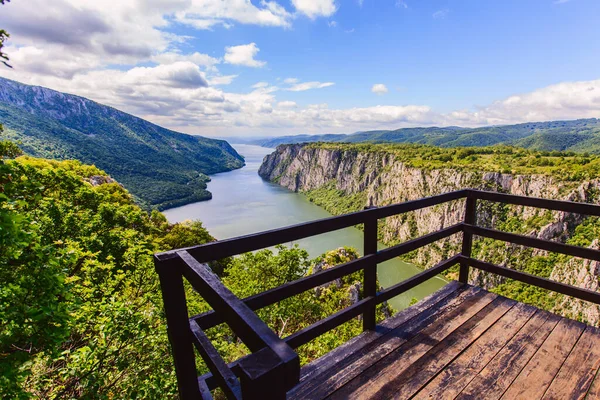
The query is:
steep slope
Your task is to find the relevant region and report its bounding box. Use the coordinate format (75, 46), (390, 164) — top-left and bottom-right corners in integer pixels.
(260, 143), (600, 325)
(0, 77), (244, 209)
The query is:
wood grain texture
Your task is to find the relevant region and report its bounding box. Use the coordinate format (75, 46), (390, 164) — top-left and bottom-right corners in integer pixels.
(385, 296), (516, 400)
(542, 326), (600, 400)
(327, 290), (498, 399)
(294, 281), (463, 387)
(289, 285), (480, 400)
(413, 302), (537, 400)
(454, 310), (559, 400)
(500, 317), (586, 400)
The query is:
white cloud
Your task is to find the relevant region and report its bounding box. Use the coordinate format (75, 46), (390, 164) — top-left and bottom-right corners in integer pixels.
(328, 20), (338, 27)
(287, 81), (335, 91)
(174, 0), (293, 30)
(442, 79), (600, 126)
(371, 83), (388, 95)
(208, 75), (238, 85)
(345, 28), (355, 33)
(277, 101), (298, 108)
(151, 52), (220, 69)
(4, 63), (600, 136)
(252, 82), (271, 89)
(433, 8), (449, 19)
(396, 0), (408, 9)
(224, 43), (266, 68)
(126, 62), (209, 88)
(292, 0), (337, 19)
(284, 78), (299, 84)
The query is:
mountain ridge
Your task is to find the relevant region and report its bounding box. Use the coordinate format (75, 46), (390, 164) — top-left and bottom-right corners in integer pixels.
(0, 77), (244, 209)
(239, 118), (600, 151)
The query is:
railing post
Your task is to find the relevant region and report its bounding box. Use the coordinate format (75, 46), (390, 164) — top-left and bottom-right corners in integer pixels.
(460, 195), (477, 283)
(154, 255), (201, 400)
(363, 207), (378, 331)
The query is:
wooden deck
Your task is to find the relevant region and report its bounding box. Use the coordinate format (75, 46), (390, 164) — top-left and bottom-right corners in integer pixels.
(289, 281), (600, 400)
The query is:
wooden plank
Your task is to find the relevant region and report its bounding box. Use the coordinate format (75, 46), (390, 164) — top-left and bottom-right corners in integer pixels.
(189, 320), (241, 400)
(377, 255), (459, 303)
(363, 215), (378, 331)
(289, 285), (481, 400)
(413, 302), (538, 400)
(198, 379), (214, 400)
(156, 190), (468, 262)
(584, 364), (600, 399)
(327, 290), (498, 399)
(469, 189), (600, 218)
(295, 281), (464, 386)
(460, 197), (476, 283)
(383, 296), (516, 400)
(195, 225), (463, 331)
(542, 326), (600, 400)
(464, 256), (600, 305)
(457, 311), (560, 400)
(465, 224), (600, 263)
(285, 296), (375, 349)
(500, 317), (586, 400)
(195, 256), (373, 330)
(376, 223), (463, 264)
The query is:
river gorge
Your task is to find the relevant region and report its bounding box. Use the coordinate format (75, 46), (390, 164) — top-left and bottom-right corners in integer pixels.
(163, 144), (447, 311)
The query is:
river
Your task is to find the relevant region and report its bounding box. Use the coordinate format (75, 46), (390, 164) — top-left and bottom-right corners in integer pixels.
(163, 144), (447, 311)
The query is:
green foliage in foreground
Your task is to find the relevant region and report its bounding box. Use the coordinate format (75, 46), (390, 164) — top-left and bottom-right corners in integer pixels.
(308, 142), (600, 181)
(0, 156), (386, 398)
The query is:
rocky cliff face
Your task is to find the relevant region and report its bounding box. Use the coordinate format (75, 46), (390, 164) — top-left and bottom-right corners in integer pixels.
(259, 144), (600, 325)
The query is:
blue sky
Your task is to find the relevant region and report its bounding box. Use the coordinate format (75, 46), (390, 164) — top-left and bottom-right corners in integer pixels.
(1, 0), (599, 136)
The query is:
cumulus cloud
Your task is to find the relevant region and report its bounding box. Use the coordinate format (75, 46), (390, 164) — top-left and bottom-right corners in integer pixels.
(224, 43), (266, 68)
(371, 84), (388, 95)
(292, 0), (337, 19)
(441, 79), (600, 126)
(287, 81), (335, 91)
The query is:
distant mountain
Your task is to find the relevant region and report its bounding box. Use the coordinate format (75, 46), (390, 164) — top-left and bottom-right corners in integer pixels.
(248, 134), (348, 148)
(245, 119), (600, 153)
(0, 77), (244, 210)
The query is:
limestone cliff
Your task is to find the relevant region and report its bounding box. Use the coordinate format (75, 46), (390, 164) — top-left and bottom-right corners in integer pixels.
(259, 144), (600, 325)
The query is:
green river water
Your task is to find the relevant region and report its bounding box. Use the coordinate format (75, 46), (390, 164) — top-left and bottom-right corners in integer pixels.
(163, 144), (447, 311)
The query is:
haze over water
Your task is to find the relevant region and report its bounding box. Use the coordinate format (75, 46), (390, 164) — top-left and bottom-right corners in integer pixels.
(163, 144), (446, 310)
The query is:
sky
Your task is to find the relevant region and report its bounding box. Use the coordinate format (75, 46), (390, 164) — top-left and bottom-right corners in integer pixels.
(1, 0), (599, 137)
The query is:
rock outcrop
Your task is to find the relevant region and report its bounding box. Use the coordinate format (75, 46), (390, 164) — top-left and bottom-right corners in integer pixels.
(260, 144), (600, 325)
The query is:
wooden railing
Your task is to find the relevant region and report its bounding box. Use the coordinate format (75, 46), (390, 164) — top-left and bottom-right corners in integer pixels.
(154, 189), (600, 399)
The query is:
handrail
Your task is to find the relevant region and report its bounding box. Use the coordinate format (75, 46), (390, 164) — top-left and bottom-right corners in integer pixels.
(192, 223), (463, 330)
(155, 189), (468, 262)
(177, 250), (299, 398)
(155, 188), (600, 399)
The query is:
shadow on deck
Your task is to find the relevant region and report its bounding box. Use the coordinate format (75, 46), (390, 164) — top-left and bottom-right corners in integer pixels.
(154, 190), (600, 399)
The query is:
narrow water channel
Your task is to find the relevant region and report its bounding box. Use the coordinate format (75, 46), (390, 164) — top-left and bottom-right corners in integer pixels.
(163, 144), (447, 310)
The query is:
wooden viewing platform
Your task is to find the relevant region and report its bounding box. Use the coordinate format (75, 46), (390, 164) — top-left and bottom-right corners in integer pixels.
(289, 282), (600, 399)
(154, 189), (600, 399)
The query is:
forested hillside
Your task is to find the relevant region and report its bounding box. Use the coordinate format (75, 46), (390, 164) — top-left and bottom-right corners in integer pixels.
(0, 152), (389, 398)
(260, 143), (600, 326)
(248, 118), (600, 152)
(0, 77), (244, 210)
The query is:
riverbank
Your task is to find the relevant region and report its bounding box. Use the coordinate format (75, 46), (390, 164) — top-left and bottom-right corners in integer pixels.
(163, 144), (447, 311)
